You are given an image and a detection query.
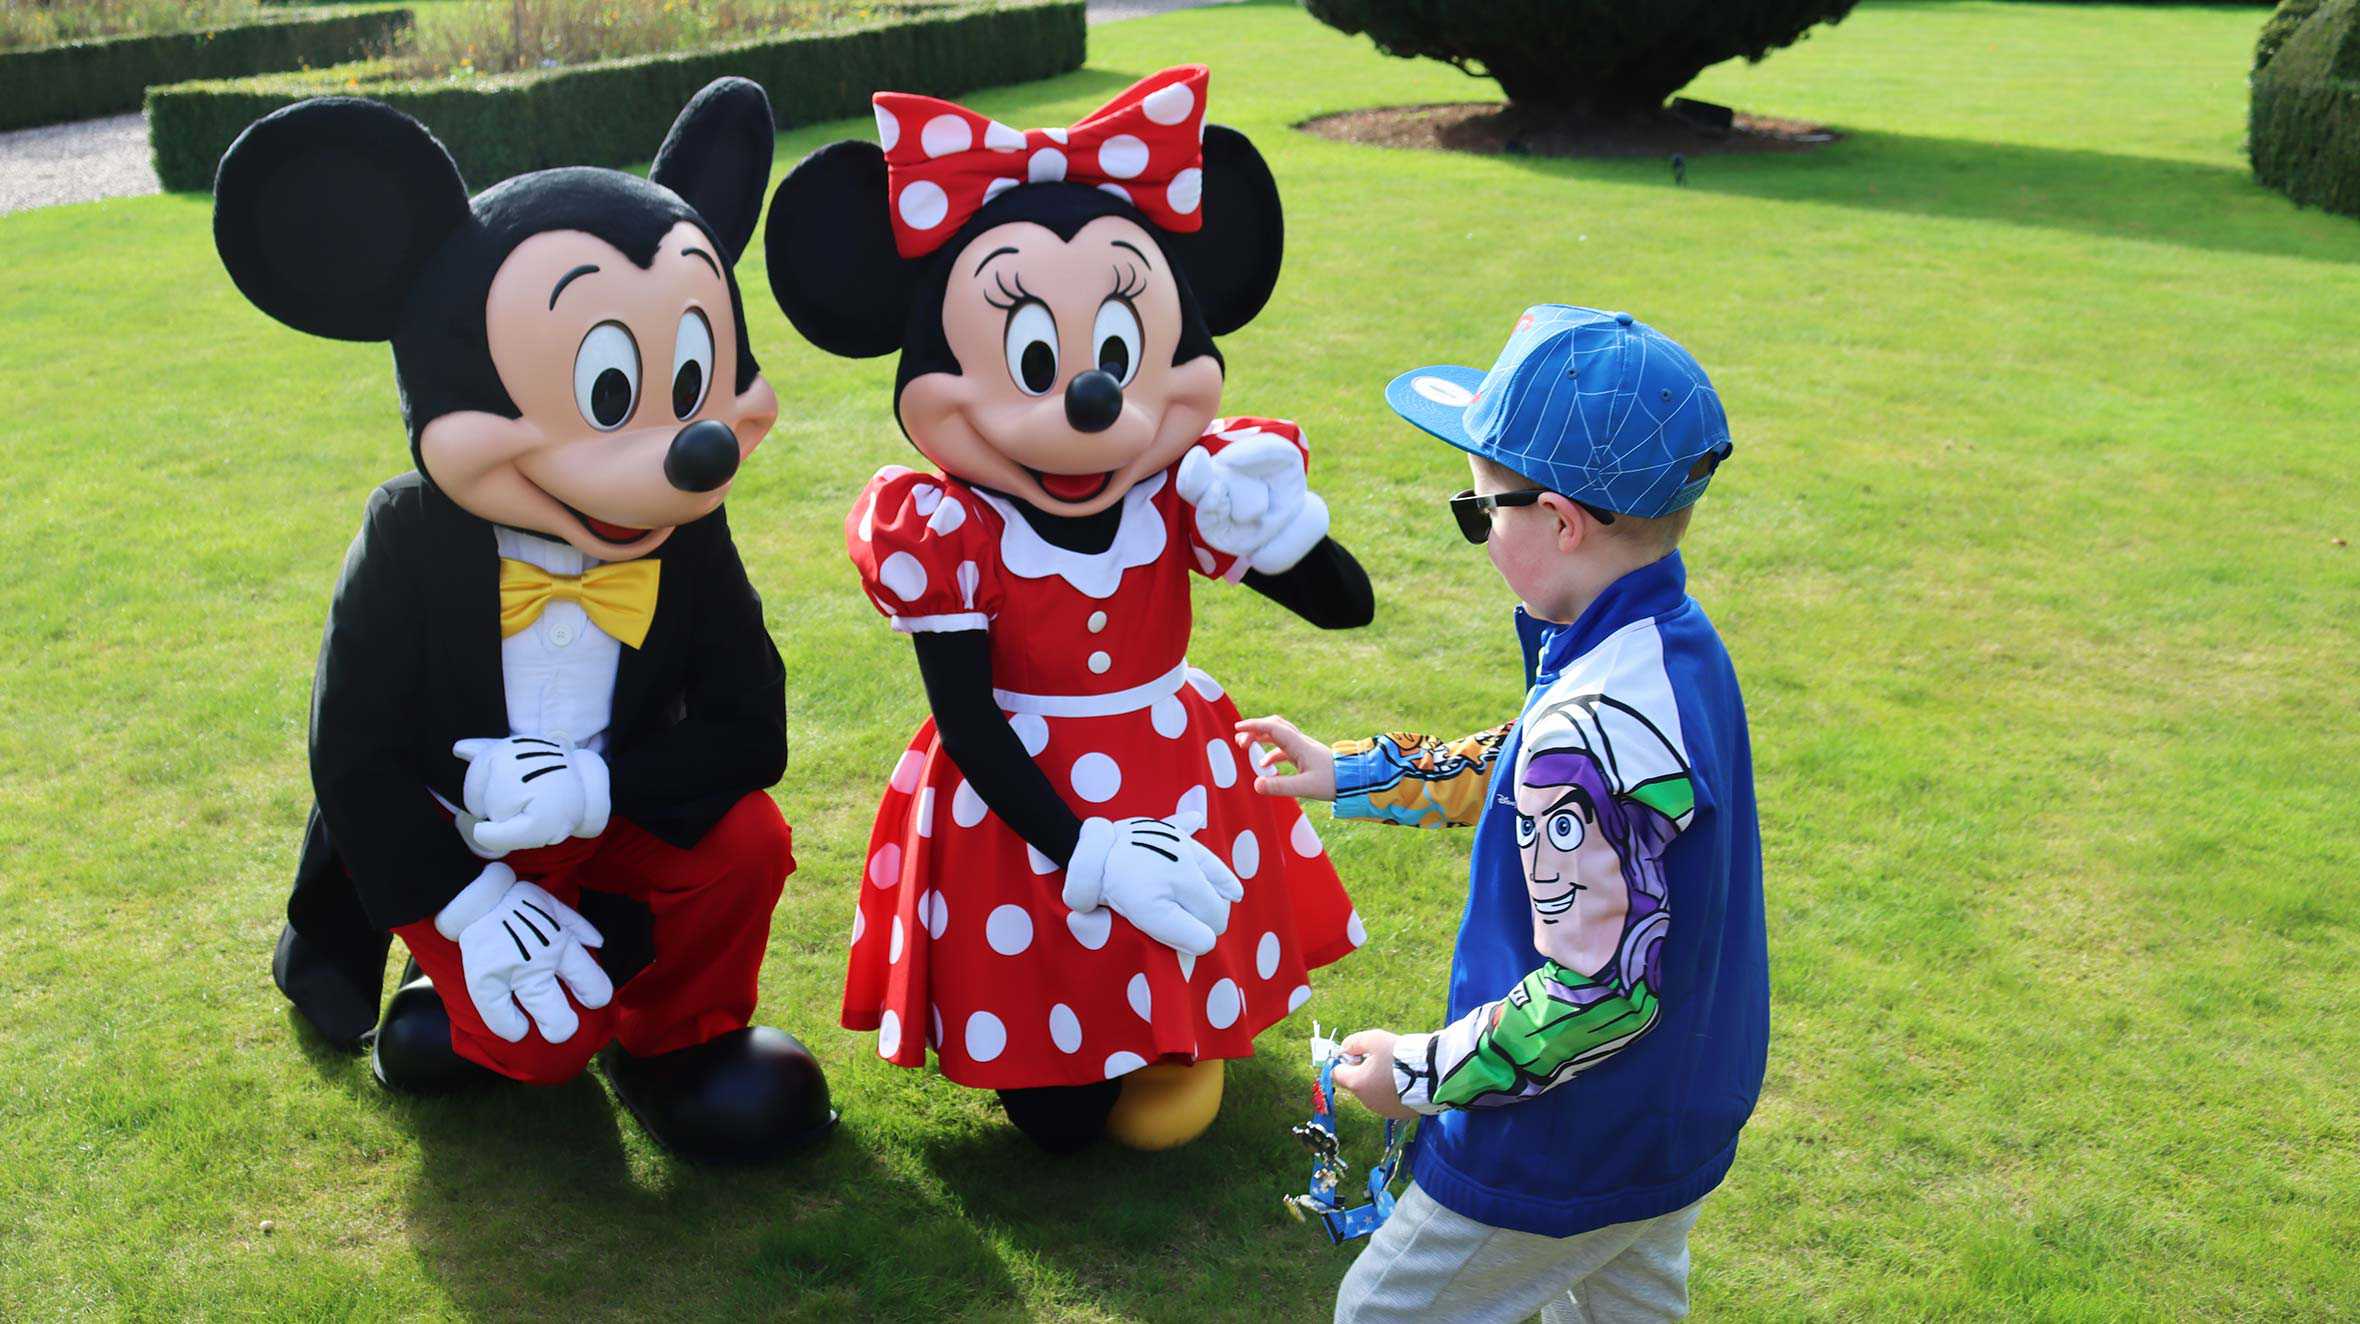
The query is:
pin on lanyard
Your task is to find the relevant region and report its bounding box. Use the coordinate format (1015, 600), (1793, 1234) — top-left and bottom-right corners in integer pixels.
(1282, 1022), (1406, 1243)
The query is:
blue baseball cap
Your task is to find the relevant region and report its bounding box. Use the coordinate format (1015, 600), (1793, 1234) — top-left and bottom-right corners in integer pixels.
(1385, 305), (1732, 518)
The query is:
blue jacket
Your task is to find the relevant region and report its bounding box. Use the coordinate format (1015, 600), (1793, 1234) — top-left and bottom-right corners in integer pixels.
(1331, 552), (1766, 1236)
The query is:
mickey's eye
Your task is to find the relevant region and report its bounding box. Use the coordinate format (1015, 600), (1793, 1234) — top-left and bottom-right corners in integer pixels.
(573, 321), (640, 431)
(1003, 300), (1059, 396)
(1546, 813), (1585, 851)
(1092, 297), (1141, 386)
(671, 309), (713, 420)
(1515, 815), (1537, 848)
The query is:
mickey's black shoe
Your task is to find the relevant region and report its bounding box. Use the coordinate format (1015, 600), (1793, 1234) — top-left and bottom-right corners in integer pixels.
(997, 1081), (1121, 1154)
(273, 921), (385, 1051)
(600, 1027), (836, 1164)
(370, 971), (501, 1096)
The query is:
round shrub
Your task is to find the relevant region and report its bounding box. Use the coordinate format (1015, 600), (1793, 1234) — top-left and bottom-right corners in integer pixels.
(2250, 0), (2360, 217)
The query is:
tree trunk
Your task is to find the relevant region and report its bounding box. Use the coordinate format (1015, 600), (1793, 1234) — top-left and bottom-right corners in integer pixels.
(1482, 48), (1694, 120)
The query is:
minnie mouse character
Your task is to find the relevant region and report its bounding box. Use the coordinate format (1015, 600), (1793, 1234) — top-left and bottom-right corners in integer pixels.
(219, 79), (833, 1162)
(767, 66), (1374, 1151)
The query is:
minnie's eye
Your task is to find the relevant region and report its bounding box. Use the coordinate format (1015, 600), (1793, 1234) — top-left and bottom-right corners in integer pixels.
(1092, 297), (1141, 386)
(671, 309), (713, 420)
(573, 321), (640, 431)
(1546, 813), (1584, 851)
(1515, 815), (1537, 848)
(1003, 300), (1059, 396)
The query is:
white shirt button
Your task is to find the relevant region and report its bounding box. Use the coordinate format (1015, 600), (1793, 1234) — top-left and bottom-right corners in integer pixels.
(549, 728), (571, 744)
(549, 623), (574, 647)
(1088, 650), (1111, 674)
(1086, 611), (1108, 633)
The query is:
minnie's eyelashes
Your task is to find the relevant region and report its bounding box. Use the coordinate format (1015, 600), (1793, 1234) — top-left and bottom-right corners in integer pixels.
(1109, 262), (1147, 302)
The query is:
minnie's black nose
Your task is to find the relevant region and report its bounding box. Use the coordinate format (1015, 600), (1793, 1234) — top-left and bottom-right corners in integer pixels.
(664, 419), (740, 493)
(1064, 370), (1123, 434)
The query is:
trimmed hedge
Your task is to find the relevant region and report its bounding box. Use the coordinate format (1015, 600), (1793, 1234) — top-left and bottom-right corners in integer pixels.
(0, 7), (409, 133)
(2251, 0), (2360, 217)
(148, 1), (1087, 193)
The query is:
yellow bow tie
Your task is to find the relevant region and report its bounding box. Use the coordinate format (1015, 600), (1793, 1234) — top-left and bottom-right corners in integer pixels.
(498, 558), (660, 649)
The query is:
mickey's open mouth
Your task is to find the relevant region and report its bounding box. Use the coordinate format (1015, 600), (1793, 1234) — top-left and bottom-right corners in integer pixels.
(1029, 468), (1113, 503)
(559, 500), (653, 544)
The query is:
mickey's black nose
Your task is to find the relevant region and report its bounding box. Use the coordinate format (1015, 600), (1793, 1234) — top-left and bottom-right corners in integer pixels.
(1064, 370), (1124, 434)
(664, 419), (740, 493)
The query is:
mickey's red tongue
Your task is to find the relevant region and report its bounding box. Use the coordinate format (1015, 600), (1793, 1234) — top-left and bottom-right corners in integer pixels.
(583, 515), (650, 543)
(1038, 470), (1111, 502)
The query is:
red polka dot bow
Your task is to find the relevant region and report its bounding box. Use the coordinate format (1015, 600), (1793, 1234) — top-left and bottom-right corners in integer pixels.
(873, 64), (1209, 259)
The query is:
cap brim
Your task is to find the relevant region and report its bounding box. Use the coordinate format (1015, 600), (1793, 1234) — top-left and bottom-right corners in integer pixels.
(1384, 366), (1489, 456)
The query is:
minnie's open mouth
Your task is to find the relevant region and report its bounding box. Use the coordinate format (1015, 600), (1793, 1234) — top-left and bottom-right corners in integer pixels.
(1029, 468), (1113, 503)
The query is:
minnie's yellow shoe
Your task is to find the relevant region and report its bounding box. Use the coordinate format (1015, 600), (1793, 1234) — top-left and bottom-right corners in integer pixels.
(1105, 1060), (1225, 1150)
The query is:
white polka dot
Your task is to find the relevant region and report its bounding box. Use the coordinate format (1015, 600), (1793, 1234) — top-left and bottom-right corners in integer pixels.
(1070, 752), (1122, 803)
(1167, 167), (1202, 216)
(1347, 910), (1367, 947)
(930, 1004), (943, 1049)
(1044, 127), (1069, 144)
(983, 176), (1019, 206)
(1088, 650), (1112, 674)
(1256, 931), (1281, 980)
(966, 1011), (1007, 1062)
(867, 842), (902, 888)
(1097, 134), (1149, 179)
(1187, 669), (1225, 700)
(923, 889), (949, 940)
(986, 904), (1033, 955)
(1143, 81), (1195, 125)
(1028, 148), (1066, 183)
(955, 559), (980, 607)
(1291, 815), (1323, 858)
(1050, 1003), (1082, 1053)
(1232, 830), (1260, 879)
(1028, 844), (1058, 875)
(984, 120), (1026, 152)
(1087, 610), (1108, 633)
(928, 494), (967, 535)
(916, 787), (936, 838)
(1098, 183), (1132, 206)
(1105, 1050), (1146, 1078)
(857, 501), (875, 542)
(1068, 906), (1111, 949)
(1177, 951), (1196, 982)
(874, 105), (900, 151)
(897, 180), (949, 231)
(1175, 785), (1207, 823)
(889, 750), (923, 794)
(1010, 713), (1049, 756)
(911, 482), (941, 516)
(1412, 375), (1475, 408)
(889, 915), (906, 963)
(1206, 738), (1237, 788)
(850, 909), (866, 946)
(1150, 696), (1188, 738)
(877, 1008), (901, 1057)
(879, 550), (928, 601)
(1193, 547), (1218, 574)
(1288, 984), (1312, 1013)
(952, 779), (989, 828)
(1206, 978), (1241, 1029)
(921, 113), (972, 158)
(1127, 972), (1153, 1020)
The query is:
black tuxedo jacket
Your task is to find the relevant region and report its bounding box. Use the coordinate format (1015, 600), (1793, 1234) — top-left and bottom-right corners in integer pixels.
(286, 472), (786, 982)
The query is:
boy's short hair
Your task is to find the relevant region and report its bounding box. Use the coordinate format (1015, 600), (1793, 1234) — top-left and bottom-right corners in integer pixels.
(1473, 454), (1695, 556)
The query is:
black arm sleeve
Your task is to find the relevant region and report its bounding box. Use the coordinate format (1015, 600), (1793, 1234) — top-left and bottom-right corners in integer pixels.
(1241, 536), (1374, 630)
(911, 630), (1084, 867)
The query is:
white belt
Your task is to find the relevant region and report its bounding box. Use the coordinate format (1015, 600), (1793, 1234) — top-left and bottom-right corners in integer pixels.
(995, 660), (1191, 718)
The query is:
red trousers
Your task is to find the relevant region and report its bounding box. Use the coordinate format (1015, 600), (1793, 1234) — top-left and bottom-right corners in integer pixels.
(392, 792), (793, 1085)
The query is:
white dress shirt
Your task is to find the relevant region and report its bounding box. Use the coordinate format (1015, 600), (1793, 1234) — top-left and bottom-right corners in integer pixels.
(493, 527), (622, 754)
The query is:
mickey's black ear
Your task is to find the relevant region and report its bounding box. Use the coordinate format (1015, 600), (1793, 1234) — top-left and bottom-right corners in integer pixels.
(1162, 125), (1283, 337)
(213, 97), (469, 343)
(765, 140), (916, 359)
(650, 76), (775, 265)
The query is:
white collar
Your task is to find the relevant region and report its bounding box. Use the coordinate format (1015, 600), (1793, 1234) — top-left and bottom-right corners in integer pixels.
(495, 526), (598, 575)
(971, 473), (1167, 600)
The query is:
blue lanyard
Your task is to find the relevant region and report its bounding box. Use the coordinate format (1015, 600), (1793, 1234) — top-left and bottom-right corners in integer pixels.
(1282, 1028), (1406, 1244)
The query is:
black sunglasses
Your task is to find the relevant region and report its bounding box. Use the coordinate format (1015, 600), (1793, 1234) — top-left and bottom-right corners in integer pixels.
(1449, 488), (1616, 545)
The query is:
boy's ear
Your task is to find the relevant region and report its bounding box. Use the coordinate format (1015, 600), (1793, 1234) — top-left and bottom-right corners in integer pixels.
(650, 76), (775, 265)
(764, 140), (915, 359)
(1162, 125), (1283, 337)
(213, 97), (470, 343)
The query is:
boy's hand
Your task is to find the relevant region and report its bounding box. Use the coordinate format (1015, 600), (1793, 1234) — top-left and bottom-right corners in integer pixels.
(1234, 716), (1336, 801)
(1332, 1029), (1417, 1120)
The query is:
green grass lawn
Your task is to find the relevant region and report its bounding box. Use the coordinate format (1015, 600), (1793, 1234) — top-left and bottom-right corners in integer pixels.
(4, 1), (2357, 1317)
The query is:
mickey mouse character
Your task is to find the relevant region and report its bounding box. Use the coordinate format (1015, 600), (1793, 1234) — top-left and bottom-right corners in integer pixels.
(768, 66), (1373, 1151)
(217, 79), (833, 1162)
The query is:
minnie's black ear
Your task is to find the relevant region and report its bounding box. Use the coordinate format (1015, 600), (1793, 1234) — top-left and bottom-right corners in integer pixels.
(213, 97), (470, 343)
(650, 76), (775, 265)
(764, 140), (916, 359)
(1162, 125), (1284, 337)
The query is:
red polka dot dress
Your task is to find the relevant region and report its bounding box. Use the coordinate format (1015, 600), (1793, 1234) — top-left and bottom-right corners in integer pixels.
(841, 419), (1363, 1089)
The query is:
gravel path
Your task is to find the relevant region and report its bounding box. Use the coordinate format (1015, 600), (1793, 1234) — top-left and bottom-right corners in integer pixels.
(0, 0), (1243, 216)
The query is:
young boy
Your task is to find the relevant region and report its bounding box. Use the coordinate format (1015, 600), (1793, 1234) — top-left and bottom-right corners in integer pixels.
(1238, 306), (1765, 1322)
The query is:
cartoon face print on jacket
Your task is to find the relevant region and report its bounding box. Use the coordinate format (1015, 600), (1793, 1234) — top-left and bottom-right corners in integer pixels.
(214, 81), (781, 559)
(762, 66), (1283, 517)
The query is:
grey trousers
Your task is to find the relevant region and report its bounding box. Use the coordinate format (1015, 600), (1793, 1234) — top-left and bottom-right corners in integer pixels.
(1333, 1183), (1705, 1324)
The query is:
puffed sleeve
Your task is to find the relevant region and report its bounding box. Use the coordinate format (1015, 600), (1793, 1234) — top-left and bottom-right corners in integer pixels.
(845, 466), (1003, 632)
(1180, 416), (1313, 581)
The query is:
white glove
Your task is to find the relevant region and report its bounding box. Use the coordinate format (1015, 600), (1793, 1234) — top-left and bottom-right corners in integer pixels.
(433, 862), (613, 1044)
(1062, 812), (1243, 957)
(452, 735), (611, 854)
(1175, 434), (1331, 574)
